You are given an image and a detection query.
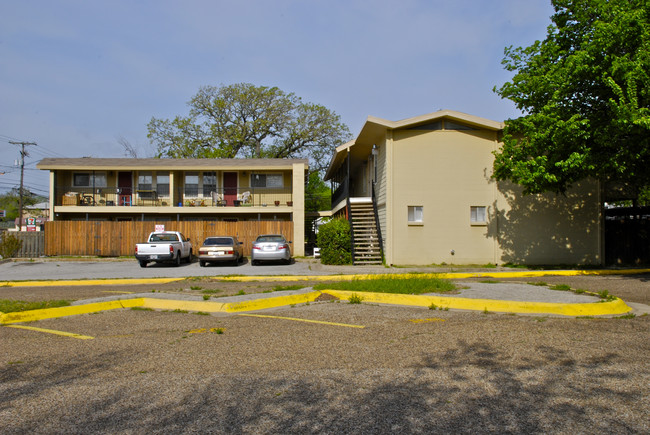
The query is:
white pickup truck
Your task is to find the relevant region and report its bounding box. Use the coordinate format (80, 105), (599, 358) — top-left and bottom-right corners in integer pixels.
(135, 231), (193, 267)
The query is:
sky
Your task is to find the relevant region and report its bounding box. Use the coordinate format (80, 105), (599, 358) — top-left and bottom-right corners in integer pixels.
(0, 0), (555, 197)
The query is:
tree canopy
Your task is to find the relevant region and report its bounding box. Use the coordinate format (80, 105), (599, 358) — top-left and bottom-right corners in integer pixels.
(148, 83), (351, 174)
(493, 0), (650, 201)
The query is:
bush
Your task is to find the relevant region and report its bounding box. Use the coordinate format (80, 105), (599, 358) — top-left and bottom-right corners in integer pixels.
(0, 232), (22, 259)
(317, 218), (352, 265)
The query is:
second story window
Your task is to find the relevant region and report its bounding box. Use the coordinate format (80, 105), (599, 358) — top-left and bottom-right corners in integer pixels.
(156, 174), (170, 197)
(73, 172), (107, 188)
(185, 172), (199, 196)
(203, 172), (217, 196)
(251, 173), (284, 188)
(138, 172), (152, 191)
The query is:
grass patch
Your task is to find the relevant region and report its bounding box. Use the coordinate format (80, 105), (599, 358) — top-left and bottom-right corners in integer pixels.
(0, 299), (71, 313)
(549, 284), (572, 291)
(313, 275), (456, 295)
(272, 284), (306, 292)
(478, 280), (500, 284)
(201, 289), (222, 294)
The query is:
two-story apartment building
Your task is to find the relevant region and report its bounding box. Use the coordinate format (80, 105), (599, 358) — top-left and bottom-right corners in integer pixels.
(37, 157), (307, 256)
(325, 110), (602, 266)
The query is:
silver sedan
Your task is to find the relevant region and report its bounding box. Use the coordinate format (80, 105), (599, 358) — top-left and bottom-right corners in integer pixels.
(250, 234), (292, 265)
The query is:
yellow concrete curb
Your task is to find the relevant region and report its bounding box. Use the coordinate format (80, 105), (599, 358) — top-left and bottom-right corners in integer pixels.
(0, 299), (145, 324)
(1, 268), (648, 288)
(0, 278), (184, 287)
(321, 290), (632, 317)
(0, 293), (326, 324)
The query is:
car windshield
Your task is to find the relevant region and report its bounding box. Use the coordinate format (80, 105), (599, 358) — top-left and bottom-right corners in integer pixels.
(255, 235), (285, 243)
(203, 237), (234, 246)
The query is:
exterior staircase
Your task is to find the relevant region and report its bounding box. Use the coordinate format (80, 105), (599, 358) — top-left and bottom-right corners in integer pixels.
(350, 201), (383, 265)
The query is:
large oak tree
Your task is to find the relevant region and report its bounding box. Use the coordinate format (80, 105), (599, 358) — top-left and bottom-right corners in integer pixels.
(147, 83), (351, 174)
(493, 0), (649, 203)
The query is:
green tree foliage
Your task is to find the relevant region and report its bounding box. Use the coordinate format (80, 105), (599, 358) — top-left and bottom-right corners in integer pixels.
(317, 218), (352, 265)
(0, 188), (39, 221)
(494, 0), (650, 200)
(305, 172), (331, 213)
(148, 83), (351, 174)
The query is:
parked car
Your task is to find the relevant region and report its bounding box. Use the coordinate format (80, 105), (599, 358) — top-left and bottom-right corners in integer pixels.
(251, 234), (292, 265)
(198, 236), (244, 267)
(135, 231), (192, 267)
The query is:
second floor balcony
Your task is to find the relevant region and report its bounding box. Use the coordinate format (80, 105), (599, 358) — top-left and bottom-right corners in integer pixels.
(54, 186), (294, 209)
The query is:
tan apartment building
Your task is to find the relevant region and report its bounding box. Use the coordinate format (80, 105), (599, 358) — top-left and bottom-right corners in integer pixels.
(37, 158), (307, 256)
(325, 110), (602, 266)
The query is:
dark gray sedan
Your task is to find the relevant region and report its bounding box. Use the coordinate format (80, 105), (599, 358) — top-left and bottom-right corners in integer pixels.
(250, 234), (292, 265)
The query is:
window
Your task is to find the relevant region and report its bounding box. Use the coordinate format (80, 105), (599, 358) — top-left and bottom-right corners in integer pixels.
(202, 172), (217, 196)
(470, 206), (487, 225)
(251, 173), (283, 188)
(156, 174), (170, 197)
(138, 172), (152, 190)
(184, 172), (199, 196)
(73, 172), (107, 188)
(408, 206), (423, 225)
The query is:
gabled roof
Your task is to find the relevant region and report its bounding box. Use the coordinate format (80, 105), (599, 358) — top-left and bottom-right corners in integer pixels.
(325, 110), (503, 180)
(37, 157), (308, 171)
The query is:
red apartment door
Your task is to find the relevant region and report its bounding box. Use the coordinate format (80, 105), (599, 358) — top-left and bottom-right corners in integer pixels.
(118, 172), (132, 206)
(223, 172), (238, 206)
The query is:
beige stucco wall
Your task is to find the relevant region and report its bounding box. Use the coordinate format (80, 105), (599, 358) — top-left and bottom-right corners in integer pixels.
(385, 128), (602, 266)
(389, 129), (499, 265)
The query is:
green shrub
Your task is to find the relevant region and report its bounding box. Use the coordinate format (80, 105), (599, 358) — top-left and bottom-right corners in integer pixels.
(0, 232), (22, 259)
(317, 218), (352, 265)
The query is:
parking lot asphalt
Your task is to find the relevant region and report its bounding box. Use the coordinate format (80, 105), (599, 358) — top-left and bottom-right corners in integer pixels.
(2, 260), (650, 433)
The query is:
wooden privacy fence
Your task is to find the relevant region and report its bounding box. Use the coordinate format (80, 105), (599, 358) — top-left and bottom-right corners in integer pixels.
(44, 221), (294, 257)
(11, 231), (45, 258)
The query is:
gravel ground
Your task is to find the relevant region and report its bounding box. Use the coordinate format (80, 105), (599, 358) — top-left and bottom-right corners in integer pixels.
(1, 272), (649, 433)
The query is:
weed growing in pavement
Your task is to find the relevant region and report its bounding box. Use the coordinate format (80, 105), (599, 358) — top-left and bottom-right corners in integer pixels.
(131, 307), (154, 311)
(550, 284), (572, 291)
(527, 281), (548, 286)
(576, 316), (596, 319)
(0, 299), (70, 313)
(429, 303), (438, 310)
(348, 293), (364, 304)
(615, 313), (636, 319)
(533, 317), (548, 322)
(190, 286), (203, 291)
(202, 289), (222, 294)
(313, 275), (456, 295)
(597, 290), (616, 301)
(273, 284), (306, 291)
(211, 328), (225, 334)
(236, 290), (246, 295)
(193, 311), (209, 316)
(173, 309), (189, 314)
(574, 288), (586, 294)
(482, 307), (491, 315)
(479, 280), (501, 284)
(202, 295), (210, 301)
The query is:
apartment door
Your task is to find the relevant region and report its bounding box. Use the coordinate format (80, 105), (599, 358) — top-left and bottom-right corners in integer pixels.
(117, 172), (132, 206)
(223, 172), (238, 206)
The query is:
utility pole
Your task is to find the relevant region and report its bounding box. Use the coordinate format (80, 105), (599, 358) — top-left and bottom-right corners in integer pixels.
(9, 141), (37, 231)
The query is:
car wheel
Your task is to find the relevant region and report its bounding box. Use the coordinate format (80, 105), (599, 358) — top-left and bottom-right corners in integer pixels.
(186, 250), (193, 264)
(174, 253), (181, 267)
(139, 260), (148, 268)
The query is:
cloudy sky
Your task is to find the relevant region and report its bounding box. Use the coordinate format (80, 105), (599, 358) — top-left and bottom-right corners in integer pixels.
(0, 0), (554, 196)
